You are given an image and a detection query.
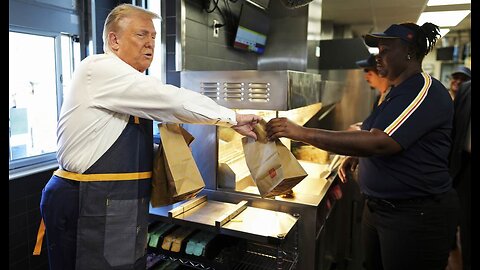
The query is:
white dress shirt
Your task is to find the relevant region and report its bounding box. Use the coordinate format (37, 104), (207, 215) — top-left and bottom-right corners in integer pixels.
(57, 52), (237, 173)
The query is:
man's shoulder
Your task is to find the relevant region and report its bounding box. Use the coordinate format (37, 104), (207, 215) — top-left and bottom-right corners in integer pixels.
(78, 53), (124, 72)
(83, 53), (112, 62)
(460, 80), (471, 90)
(456, 80), (471, 102)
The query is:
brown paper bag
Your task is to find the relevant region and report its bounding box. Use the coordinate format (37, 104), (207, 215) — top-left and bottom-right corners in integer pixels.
(242, 119), (308, 198)
(151, 123), (205, 207)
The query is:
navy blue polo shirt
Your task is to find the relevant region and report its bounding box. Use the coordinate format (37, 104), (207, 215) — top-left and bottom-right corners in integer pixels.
(359, 72), (453, 199)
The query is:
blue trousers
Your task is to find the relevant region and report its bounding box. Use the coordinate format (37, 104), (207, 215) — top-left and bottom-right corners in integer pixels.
(40, 176), (79, 270)
(362, 189), (460, 270)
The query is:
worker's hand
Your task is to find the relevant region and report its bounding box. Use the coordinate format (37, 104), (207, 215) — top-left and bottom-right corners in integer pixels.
(266, 117), (304, 141)
(338, 156), (359, 183)
(232, 113), (262, 140)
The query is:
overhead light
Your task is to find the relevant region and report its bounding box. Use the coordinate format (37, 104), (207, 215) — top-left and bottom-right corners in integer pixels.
(368, 47), (379, 54)
(439, 28), (451, 37)
(427, 0), (470, 6)
(417, 10), (470, 27)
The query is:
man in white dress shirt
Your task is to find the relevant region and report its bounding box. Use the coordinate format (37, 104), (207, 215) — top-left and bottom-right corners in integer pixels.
(37, 4), (260, 270)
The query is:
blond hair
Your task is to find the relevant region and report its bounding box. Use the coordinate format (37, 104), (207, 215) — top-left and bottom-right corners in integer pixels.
(102, 4), (160, 53)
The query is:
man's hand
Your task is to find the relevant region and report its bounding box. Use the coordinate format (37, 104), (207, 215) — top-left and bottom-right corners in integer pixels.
(231, 113), (262, 140)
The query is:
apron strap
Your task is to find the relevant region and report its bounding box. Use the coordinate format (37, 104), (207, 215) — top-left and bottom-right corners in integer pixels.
(53, 169), (152, 182)
(33, 218), (45, 255)
(128, 115), (141, 124)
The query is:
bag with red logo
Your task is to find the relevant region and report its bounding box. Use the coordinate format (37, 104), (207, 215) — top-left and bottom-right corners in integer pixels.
(242, 120), (308, 198)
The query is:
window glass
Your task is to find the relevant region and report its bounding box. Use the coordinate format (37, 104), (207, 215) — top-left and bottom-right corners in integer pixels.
(9, 32), (58, 161)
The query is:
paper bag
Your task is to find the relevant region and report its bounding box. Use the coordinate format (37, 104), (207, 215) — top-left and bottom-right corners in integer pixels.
(151, 123), (205, 207)
(242, 119), (308, 197)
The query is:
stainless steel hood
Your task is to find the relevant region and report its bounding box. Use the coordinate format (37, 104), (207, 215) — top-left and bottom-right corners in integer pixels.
(181, 70), (324, 111)
(318, 38), (370, 70)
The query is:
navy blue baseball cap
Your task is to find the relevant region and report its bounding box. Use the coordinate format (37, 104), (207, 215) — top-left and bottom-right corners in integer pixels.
(451, 66), (471, 79)
(364, 24), (416, 47)
(356, 54), (377, 69)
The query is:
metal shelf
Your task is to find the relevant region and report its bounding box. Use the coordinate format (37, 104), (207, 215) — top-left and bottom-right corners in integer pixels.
(147, 240), (298, 270)
(149, 196), (299, 245)
(147, 204), (299, 270)
(148, 253), (217, 270)
(233, 242), (298, 270)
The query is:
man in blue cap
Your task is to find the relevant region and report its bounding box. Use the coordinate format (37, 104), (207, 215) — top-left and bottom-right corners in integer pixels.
(447, 66), (471, 270)
(356, 54), (391, 109)
(449, 66), (471, 100)
(349, 54), (392, 130)
(448, 78), (471, 270)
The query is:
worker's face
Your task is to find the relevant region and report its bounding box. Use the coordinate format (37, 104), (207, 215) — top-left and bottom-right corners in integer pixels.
(364, 69), (387, 94)
(111, 14), (156, 72)
(364, 69), (379, 89)
(450, 73), (469, 94)
(376, 39), (410, 82)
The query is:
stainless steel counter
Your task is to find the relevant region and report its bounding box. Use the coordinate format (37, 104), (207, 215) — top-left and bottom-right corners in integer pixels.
(155, 120), (343, 269)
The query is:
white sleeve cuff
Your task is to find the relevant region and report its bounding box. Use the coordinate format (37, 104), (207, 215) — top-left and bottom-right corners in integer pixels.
(182, 103), (237, 127)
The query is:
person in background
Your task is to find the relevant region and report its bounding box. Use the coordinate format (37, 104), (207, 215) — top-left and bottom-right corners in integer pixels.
(349, 54), (392, 130)
(447, 80), (471, 270)
(448, 66), (471, 100)
(37, 4), (260, 270)
(266, 22), (460, 269)
(356, 53), (391, 109)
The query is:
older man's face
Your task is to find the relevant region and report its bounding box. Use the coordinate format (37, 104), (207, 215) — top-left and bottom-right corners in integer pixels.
(114, 14), (156, 72)
(450, 73), (469, 94)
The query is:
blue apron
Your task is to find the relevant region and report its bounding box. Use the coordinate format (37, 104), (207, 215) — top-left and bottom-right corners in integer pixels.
(38, 116), (153, 270)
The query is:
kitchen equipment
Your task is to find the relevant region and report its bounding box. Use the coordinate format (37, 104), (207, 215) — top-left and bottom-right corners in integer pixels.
(148, 70), (346, 269)
(319, 154), (342, 179)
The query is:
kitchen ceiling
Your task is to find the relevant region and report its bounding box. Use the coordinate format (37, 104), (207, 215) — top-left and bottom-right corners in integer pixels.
(319, 0), (471, 39)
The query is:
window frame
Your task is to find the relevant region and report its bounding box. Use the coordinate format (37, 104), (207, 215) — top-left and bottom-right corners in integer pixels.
(9, 27), (77, 178)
